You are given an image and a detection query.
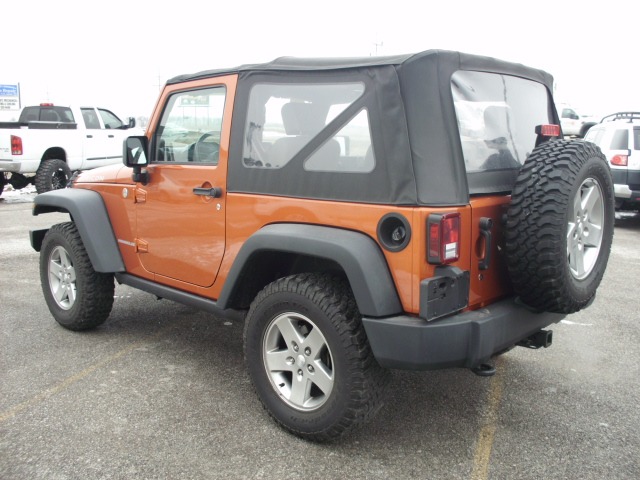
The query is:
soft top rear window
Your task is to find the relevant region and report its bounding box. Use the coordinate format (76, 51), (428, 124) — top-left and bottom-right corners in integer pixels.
(452, 71), (553, 194)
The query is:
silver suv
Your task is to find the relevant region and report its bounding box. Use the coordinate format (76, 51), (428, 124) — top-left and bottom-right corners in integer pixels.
(584, 112), (640, 210)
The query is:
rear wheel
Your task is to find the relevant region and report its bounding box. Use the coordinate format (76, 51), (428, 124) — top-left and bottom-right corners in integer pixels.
(35, 159), (72, 194)
(505, 140), (615, 313)
(243, 273), (389, 441)
(40, 222), (114, 330)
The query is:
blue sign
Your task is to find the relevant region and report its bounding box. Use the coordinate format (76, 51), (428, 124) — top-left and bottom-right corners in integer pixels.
(0, 85), (19, 97)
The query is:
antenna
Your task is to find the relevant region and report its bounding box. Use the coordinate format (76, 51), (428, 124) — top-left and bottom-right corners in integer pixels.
(373, 40), (384, 56)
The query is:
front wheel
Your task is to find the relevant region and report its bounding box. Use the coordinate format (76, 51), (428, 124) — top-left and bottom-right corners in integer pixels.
(243, 274), (389, 441)
(40, 222), (114, 330)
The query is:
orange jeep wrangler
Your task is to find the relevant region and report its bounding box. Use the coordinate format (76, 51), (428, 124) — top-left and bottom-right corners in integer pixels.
(30, 50), (615, 441)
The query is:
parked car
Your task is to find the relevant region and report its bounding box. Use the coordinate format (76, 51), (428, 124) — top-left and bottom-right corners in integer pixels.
(557, 103), (598, 138)
(30, 50), (615, 441)
(0, 104), (143, 196)
(584, 112), (640, 210)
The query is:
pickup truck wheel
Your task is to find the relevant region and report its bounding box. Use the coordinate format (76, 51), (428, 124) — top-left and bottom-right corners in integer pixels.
(40, 222), (114, 330)
(243, 273), (389, 442)
(35, 159), (72, 194)
(505, 140), (615, 313)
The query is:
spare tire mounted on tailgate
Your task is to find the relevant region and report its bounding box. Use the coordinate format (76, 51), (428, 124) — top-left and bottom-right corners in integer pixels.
(505, 139), (615, 314)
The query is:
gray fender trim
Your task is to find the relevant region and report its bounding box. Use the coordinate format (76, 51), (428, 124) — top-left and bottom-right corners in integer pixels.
(217, 223), (402, 317)
(32, 189), (125, 273)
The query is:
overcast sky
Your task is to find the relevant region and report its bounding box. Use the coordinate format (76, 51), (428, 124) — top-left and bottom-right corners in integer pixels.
(2, 0), (637, 120)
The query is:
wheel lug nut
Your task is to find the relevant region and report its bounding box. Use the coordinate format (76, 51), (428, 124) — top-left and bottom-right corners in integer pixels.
(286, 356), (294, 365)
(297, 369), (303, 376)
(292, 342), (299, 352)
(307, 365), (314, 373)
(304, 347), (311, 356)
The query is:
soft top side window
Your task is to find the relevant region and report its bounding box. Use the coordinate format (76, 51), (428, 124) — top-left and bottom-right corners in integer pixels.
(243, 82), (374, 173)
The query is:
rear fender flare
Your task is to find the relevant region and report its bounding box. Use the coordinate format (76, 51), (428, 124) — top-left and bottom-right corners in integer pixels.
(218, 224), (402, 317)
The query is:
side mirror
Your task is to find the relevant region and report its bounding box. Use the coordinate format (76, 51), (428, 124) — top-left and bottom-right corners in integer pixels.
(123, 136), (149, 184)
(127, 117), (136, 129)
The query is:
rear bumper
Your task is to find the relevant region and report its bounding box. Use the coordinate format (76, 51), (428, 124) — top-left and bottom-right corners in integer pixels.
(612, 169), (640, 199)
(0, 160), (22, 172)
(362, 298), (566, 370)
(614, 184), (640, 201)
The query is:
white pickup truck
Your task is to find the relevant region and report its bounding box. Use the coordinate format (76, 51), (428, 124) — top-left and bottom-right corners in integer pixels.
(557, 103), (599, 138)
(0, 104), (142, 196)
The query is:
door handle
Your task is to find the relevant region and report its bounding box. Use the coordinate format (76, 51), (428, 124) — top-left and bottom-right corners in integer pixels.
(193, 187), (222, 198)
(108, 134), (115, 138)
(478, 217), (493, 271)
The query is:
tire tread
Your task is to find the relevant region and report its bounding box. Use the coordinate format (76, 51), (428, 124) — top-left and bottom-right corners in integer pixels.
(40, 222), (114, 330)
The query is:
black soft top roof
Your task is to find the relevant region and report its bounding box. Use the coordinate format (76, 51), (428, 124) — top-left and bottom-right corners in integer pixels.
(170, 50), (557, 206)
(167, 50), (553, 89)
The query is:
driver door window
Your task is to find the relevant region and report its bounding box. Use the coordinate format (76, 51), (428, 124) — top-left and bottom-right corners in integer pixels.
(154, 87), (227, 165)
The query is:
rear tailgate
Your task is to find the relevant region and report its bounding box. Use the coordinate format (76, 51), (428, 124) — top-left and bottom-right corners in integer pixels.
(468, 195), (512, 309)
(451, 70), (556, 309)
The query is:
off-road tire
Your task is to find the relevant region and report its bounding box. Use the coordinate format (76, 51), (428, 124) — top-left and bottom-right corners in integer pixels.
(35, 159), (72, 194)
(40, 222), (114, 330)
(243, 273), (389, 442)
(505, 139), (614, 313)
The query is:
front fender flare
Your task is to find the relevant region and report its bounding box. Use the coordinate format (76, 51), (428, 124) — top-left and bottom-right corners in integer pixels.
(218, 224), (402, 317)
(32, 189), (125, 273)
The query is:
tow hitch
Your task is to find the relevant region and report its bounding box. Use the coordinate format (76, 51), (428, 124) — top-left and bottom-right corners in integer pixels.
(471, 363), (496, 377)
(517, 329), (553, 349)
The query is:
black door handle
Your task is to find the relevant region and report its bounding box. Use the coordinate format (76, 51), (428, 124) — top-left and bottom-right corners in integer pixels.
(479, 217), (493, 271)
(193, 187), (222, 198)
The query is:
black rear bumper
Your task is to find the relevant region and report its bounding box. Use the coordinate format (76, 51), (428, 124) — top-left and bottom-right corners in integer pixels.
(362, 298), (566, 370)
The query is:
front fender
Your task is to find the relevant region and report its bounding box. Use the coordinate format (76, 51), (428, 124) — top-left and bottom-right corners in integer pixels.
(32, 189), (125, 273)
(218, 224), (402, 317)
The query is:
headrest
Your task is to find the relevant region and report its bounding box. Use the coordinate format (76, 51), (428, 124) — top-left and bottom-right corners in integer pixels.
(484, 105), (510, 137)
(281, 102), (324, 135)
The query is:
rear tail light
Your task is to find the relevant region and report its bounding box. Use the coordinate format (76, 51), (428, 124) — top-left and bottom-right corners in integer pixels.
(427, 213), (460, 264)
(10, 135), (22, 155)
(535, 124), (561, 137)
(534, 124), (561, 147)
(611, 154), (628, 166)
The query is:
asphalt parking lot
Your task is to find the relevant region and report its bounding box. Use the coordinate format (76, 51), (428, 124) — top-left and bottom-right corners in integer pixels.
(1, 187), (639, 480)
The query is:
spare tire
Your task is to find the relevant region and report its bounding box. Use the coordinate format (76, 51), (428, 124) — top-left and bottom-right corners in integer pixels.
(505, 139), (614, 314)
